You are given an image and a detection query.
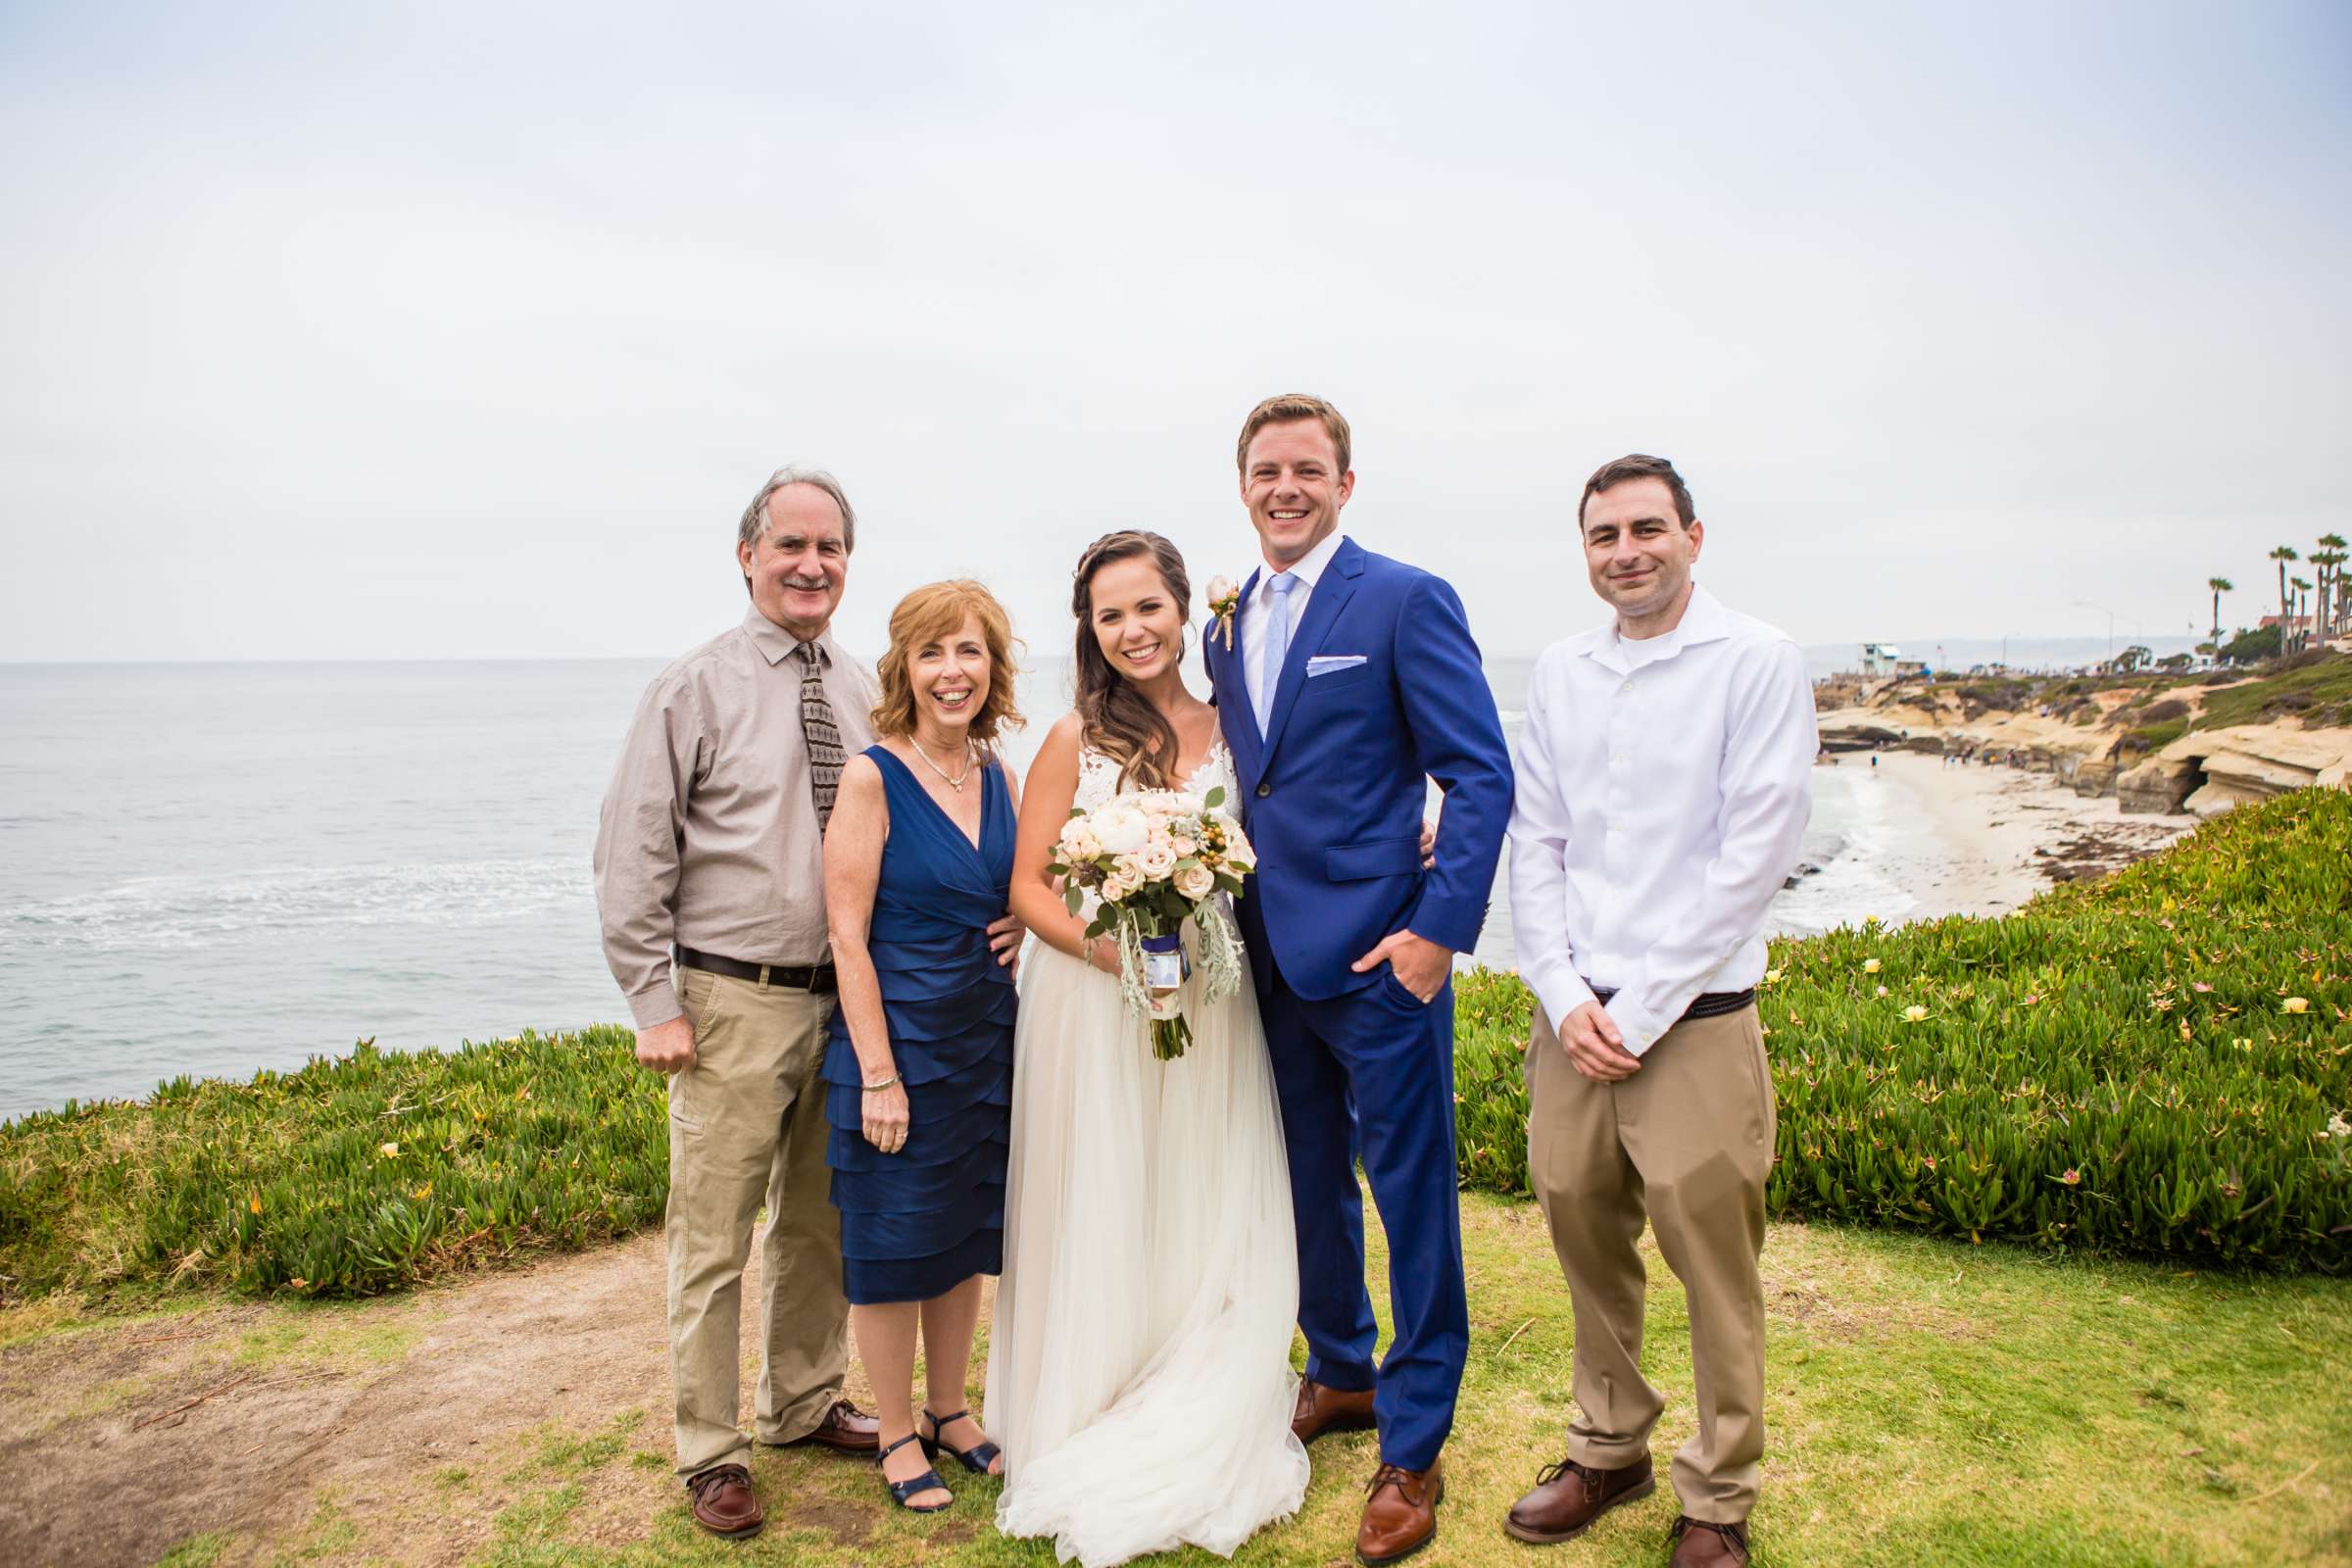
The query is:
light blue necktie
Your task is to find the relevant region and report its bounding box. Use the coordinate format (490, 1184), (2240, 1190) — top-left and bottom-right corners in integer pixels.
(1254, 572), (1297, 736)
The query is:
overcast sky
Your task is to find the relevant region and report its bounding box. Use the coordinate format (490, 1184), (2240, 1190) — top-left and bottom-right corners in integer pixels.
(3, 1), (2346, 663)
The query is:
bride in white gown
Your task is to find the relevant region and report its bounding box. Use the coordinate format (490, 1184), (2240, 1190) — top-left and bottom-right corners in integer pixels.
(987, 530), (1308, 1568)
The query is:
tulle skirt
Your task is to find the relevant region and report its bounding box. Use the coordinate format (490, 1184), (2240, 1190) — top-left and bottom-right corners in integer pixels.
(984, 939), (1309, 1567)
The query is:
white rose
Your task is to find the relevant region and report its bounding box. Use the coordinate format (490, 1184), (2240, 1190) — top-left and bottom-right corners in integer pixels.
(1169, 792), (1205, 817)
(1092, 802), (1149, 856)
(1058, 820), (1102, 861)
(1100, 873), (1132, 903)
(1174, 862), (1215, 900)
(1219, 819), (1256, 869)
(1170, 833), (1197, 857)
(1206, 574), (1237, 606)
(1136, 842), (1178, 880)
(1114, 852), (1145, 882)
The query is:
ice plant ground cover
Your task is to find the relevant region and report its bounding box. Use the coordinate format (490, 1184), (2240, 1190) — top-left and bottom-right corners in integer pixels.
(1455, 788), (2352, 1272)
(0, 791), (2343, 1307)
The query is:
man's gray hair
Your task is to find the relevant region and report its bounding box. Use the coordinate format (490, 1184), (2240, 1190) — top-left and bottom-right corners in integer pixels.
(738, 466), (857, 555)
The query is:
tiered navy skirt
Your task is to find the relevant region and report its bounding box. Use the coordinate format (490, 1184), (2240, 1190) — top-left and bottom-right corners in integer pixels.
(821, 936), (1015, 1304)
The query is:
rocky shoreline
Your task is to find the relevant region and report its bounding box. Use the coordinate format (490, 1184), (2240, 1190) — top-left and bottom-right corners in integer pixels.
(1814, 654), (2352, 823)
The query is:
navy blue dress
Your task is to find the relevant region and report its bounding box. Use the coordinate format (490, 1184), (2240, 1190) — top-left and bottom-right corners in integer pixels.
(823, 746), (1017, 1305)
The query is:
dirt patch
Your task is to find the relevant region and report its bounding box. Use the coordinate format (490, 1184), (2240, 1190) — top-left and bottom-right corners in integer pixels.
(0, 1233), (682, 1566)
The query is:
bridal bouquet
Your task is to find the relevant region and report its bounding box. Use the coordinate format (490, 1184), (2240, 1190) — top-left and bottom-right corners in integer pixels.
(1047, 784), (1255, 1060)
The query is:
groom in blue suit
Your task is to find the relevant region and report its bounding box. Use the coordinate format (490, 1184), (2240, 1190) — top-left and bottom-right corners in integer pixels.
(1203, 394), (1512, 1565)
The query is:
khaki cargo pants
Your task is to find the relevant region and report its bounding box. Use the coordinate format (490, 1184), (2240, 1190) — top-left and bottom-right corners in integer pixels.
(1526, 1003), (1776, 1524)
(667, 965), (848, 1479)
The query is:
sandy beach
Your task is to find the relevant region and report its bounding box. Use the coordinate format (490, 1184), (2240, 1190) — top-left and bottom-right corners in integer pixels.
(1828, 750), (2197, 922)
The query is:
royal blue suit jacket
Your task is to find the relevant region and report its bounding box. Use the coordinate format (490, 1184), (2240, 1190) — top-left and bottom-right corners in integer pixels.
(1203, 536), (1513, 1001)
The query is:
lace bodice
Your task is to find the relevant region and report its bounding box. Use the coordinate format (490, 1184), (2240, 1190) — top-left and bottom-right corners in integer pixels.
(1072, 739), (1236, 813)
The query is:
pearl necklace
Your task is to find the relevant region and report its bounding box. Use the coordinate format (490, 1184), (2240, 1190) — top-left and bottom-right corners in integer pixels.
(909, 735), (976, 792)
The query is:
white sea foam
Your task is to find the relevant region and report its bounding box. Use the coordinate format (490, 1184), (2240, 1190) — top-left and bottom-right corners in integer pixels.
(0, 858), (590, 954)
(1768, 766), (1920, 938)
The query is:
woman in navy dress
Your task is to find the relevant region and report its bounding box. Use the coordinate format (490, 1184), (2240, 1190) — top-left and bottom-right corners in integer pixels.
(822, 578), (1022, 1512)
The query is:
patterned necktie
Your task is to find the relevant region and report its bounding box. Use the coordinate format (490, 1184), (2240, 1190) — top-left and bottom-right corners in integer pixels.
(1254, 572), (1298, 735)
(795, 641), (844, 831)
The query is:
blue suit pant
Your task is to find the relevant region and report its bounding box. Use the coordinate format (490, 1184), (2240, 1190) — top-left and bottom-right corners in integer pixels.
(1260, 960), (1468, 1472)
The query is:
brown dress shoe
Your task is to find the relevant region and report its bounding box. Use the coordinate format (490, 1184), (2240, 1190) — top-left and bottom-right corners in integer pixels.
(1504, 1451), (1655, 1544)
(1669, 1516), (1750, 1566)
(776, 1397), (880, 1453)
(686, 1462), (762, 1539)
(1356, 1458), (1444, 1565)
(1291, 1379), (1377, 1445)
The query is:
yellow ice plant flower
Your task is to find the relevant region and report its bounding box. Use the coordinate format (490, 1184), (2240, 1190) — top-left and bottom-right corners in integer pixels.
(248, 1192), (262, 1215)
(1763, 966), (1785, 986)
(1863, 958), (1883, 974)
(1904, 1004), (1930, 1022)
(2280, 997), (2310, 1014)
(379, 1141), (400, 1157)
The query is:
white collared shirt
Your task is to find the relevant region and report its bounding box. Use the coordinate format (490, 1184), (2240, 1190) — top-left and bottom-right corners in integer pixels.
(1506, 584), (1816, 1055)
(1242, 527), (1348, 718)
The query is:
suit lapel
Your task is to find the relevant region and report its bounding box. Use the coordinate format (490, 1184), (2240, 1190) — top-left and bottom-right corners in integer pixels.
(1216, 566), (1265, 785)
(1259, 538), (1363, 763)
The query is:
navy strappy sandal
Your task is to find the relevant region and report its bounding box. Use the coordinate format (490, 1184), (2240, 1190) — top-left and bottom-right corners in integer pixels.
(920, 1408), (1003, 1475)
(878, 1432), (952, 1512)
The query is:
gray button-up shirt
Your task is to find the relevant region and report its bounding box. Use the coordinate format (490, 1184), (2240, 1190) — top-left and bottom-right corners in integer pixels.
(594, 607), (879, 1029)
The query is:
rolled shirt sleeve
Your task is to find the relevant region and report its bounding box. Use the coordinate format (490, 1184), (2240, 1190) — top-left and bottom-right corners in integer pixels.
(593, 669), (704, 1030)
(1507, 651), (1599, 1033)
(1603, 640), (1816, 1055)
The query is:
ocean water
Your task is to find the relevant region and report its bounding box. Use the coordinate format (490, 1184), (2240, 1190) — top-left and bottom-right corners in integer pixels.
(1, 656), (1856, 1119)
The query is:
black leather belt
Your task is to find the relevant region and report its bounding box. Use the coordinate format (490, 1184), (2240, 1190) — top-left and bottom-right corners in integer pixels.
(676, 946), (837, 993)
(1585, 980), (1755, 1024)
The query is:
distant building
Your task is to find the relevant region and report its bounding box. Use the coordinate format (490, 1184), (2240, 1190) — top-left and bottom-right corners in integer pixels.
(2259, 613), (2314, 636)
(1859, 642), (1902, 676)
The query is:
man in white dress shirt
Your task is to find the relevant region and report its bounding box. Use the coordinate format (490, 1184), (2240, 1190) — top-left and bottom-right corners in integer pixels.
(1500, 455), (1815, 1568)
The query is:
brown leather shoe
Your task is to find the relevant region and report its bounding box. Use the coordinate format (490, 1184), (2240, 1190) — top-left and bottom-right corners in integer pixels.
(1669, 1516), (1750, 1566)
(1356, 1458), (1444, 1565)
(1292, 1379), (1377, 1445)
(686, 1462), (762, 1539)
(775, 1397), (880, 1453)
(1503, 1451), (1655, 1544)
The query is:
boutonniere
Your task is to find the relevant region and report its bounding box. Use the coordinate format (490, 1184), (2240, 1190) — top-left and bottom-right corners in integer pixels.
(1206, 576), (1241, 651)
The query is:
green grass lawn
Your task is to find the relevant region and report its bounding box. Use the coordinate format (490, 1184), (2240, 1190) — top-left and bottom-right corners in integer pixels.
(131, 1193), (2352, 1568)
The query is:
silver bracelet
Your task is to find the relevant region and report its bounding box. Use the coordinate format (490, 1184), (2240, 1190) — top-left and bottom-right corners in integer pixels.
(861, 1073), (901, 1093)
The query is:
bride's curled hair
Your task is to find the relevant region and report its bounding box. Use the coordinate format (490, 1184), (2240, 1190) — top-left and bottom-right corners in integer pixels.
(1070, 530), (1193, 792)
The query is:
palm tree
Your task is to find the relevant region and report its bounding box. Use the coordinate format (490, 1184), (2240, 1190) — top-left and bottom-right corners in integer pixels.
(2317, 533), (2348, 640)
(2207, 576), (2232, 643)
(2272, 545), (2300, 648)
(2290, 578), (2313, 653)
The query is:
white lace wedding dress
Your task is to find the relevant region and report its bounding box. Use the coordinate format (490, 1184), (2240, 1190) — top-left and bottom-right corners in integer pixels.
(985, 742), (1309, 1567)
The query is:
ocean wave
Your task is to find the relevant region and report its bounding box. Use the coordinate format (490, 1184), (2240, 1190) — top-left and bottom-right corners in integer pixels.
(1767, 770), (1918, 939)
(0, 858), (593, 954)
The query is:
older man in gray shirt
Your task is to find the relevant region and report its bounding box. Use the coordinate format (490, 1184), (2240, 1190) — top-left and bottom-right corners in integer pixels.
(597, 467), (1013, 1539)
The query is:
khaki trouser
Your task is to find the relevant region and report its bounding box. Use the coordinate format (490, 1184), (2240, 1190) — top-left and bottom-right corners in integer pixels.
(667, 965), (848, 1479)
(1527, 1002), (1775, 1524)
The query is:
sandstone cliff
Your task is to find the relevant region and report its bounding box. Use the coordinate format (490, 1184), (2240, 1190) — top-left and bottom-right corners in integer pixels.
(1816, 657), (2352, 818)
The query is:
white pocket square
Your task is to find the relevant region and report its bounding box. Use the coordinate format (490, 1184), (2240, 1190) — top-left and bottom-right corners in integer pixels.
(1306, 655), (1368, 676)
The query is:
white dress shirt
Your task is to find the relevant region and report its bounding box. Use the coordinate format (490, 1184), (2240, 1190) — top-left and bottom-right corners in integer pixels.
(1242, 527), (1348, 719)
(1507, 584), (1817, 1055)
